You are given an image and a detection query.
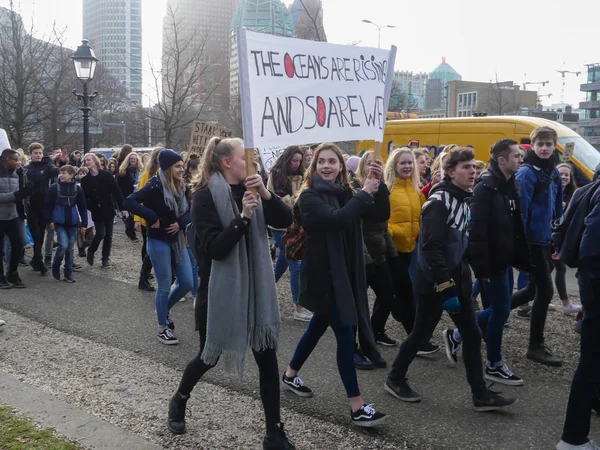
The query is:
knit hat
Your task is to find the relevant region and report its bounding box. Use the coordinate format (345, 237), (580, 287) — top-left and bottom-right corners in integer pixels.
(346, 156), (360, 173)
(158, 149), (183, 171)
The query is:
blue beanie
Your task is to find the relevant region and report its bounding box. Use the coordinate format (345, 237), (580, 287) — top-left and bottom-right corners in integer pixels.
(158, 149), (183, 171)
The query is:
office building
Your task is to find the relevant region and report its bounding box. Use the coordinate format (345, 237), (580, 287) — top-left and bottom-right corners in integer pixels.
(229, 0), (295, 98)
(579, 63), (600, 149)
(393, 71), (428, 110)
(82, 0), (142, 104)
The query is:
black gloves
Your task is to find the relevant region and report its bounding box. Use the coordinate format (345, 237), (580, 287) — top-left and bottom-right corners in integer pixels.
(14, 183), (33, 202)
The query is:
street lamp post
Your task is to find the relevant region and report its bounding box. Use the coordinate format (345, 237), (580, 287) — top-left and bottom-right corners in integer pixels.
(71, 39), (99, 154)
(361, 19), (396, 49)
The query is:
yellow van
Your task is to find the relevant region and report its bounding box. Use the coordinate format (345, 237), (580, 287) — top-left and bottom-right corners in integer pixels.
(357, 116), (600, 182)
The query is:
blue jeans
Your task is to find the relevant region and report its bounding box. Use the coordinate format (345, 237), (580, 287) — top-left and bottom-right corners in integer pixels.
(53, 225), (77, 277)
(561, 270), (600, 445)
(289, 301), (359, 398)
(272, 230), (301, 305)
(147, 237), (193, 328)
(509, 269), (529, 292)
(173, 248), (199, 297)
(477, 271), (512, 364)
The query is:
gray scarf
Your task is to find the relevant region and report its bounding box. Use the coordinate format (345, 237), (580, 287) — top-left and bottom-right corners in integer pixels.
(202, 172), (280, 378)
(158, 169), (189, 264)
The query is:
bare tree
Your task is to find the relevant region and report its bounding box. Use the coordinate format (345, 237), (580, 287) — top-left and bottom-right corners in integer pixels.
(484, 74), (520, 116)
(0, 1), (56, 148)
(150, 4), (227, 149)
(293, 0), (327, 42)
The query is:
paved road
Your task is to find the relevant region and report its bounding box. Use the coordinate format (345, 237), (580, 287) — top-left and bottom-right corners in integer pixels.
(0, 261), (590, 450)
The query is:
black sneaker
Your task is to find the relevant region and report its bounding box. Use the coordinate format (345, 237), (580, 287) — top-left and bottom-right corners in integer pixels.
(375, 332), (397, 347)
(30, 260), (41, 272)
(6, 272), (25, 288)
(515, 306), (532, 320)
(101, 260), (111, 268)
(353, 350), (374, 370)
(157, 329), (179, 345)
(485, 364), (524, 386)
(368, 353), (387, 369)
(78, 248), (87, 258)
(138, 277), (156, 292)
(263, 423), (296, 450)
(350, 403), (386, 427)
(167, 313), (175, 331)
(72, 263), (83, 272)
(52, 264), (61, 281)
(384, 377), (422, 403)
(443, 329), (461, 366)
(281, 374), (313, 398)
(86, 250), (94, 266)
(473, 390), (517, 412)
(417, 342), (441, 356)
(64, 274), (76, 283)
(0, 278), (11, 289)
(526, 344), (563, 367)
(167, 391), (189, 434)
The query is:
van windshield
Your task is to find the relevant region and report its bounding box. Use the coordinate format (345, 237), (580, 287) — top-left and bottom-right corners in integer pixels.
(558, 137), (600, 172)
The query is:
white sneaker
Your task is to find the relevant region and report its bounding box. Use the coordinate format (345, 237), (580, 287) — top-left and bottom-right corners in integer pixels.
(548, 303), (556, 311)
(0, 319), (5, 327)
(293, 309), (313, 322)
(557, 440), (600, 450)
(563, 303), (583, 315)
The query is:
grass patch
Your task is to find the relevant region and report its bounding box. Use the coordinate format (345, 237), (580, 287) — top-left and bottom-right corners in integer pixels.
(0, 406), (81, 449)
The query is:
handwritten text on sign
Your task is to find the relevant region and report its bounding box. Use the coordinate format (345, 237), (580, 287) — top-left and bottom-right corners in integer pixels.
(188, 122), (233, 154)
(238, 30), (396, 148)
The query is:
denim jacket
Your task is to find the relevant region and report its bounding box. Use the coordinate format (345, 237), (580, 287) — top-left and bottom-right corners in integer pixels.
(516, 163), (563, 246)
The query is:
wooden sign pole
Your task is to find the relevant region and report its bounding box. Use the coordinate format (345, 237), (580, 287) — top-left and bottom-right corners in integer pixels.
(245, 148), (258, 196)
(369, 141), (383, 180)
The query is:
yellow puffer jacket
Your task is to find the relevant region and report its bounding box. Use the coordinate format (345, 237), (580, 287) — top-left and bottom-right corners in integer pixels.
(133, 170), (153, 227)
(388, 178), (425, 253)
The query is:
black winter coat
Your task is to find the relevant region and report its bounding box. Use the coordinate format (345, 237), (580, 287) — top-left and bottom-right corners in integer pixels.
(468, 159), (530, 279)
(24, 157), (59, 209)
(124, 176), (191, 243)
(298, 183), (389, 318)
(117, 166), (139, 199)
(80, 170), (124, 222)
(191, 184), (292, 332)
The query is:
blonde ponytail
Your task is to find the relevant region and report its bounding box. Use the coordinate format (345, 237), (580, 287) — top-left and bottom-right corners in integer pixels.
(193, 137), (244, 191)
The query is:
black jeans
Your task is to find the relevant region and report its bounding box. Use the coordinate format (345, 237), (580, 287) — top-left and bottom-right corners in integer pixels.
(178, 297), (281, 431)
(389, 275), (487, 398)
(552, 259), (569, 301)
(140, 225), (153, 278)
(27, 206), (46, 267)
(0, 218), (25, 276)
(561, 270), (600, 445)
(88, 218), (114, 263)
(511, 244), (554, 346)
(379, 253), (416, 334)
(370, 257), (415, 335)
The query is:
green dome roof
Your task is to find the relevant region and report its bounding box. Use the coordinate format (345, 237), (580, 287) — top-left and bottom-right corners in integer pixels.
(429, 57), (462, 83)
(231, 0), (295, 37)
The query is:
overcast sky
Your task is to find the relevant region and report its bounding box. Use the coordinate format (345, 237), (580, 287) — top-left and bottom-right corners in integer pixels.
(0, 0), (594, 108)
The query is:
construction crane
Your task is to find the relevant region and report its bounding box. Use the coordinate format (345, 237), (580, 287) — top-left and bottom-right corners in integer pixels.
(523, 81), (549, 90)
(556, 68), (581, 103)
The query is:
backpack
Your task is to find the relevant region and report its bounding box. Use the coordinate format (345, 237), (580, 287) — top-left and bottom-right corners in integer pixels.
(552, 180), (600, 268)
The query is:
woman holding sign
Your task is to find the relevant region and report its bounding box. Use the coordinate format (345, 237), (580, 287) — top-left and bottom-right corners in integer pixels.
(167, 137), (295, 449)
(281, 143), (387, 428)
(267, 146), (311, 322)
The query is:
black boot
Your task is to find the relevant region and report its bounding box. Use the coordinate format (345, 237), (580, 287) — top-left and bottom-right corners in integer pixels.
(167, 391), (188, 434)
(6, 272), (25, 288)
(263, 423), (296, 450)
(138, 276), (155, 292)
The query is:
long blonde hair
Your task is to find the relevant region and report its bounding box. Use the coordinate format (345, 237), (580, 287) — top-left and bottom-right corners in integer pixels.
(162, 164), (186, 194)
(193, 137), (245, 191)
(354, 150), (374, 187)
(119, 152), (143, 176)
(385, 147), (420, 192)
(143, 146), (164, 178)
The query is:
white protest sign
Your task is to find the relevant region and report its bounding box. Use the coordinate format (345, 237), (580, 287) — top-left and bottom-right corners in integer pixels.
(0, 128), (10, 151)
(237, 29), (397, 149)
(258, 146), (284, 172)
